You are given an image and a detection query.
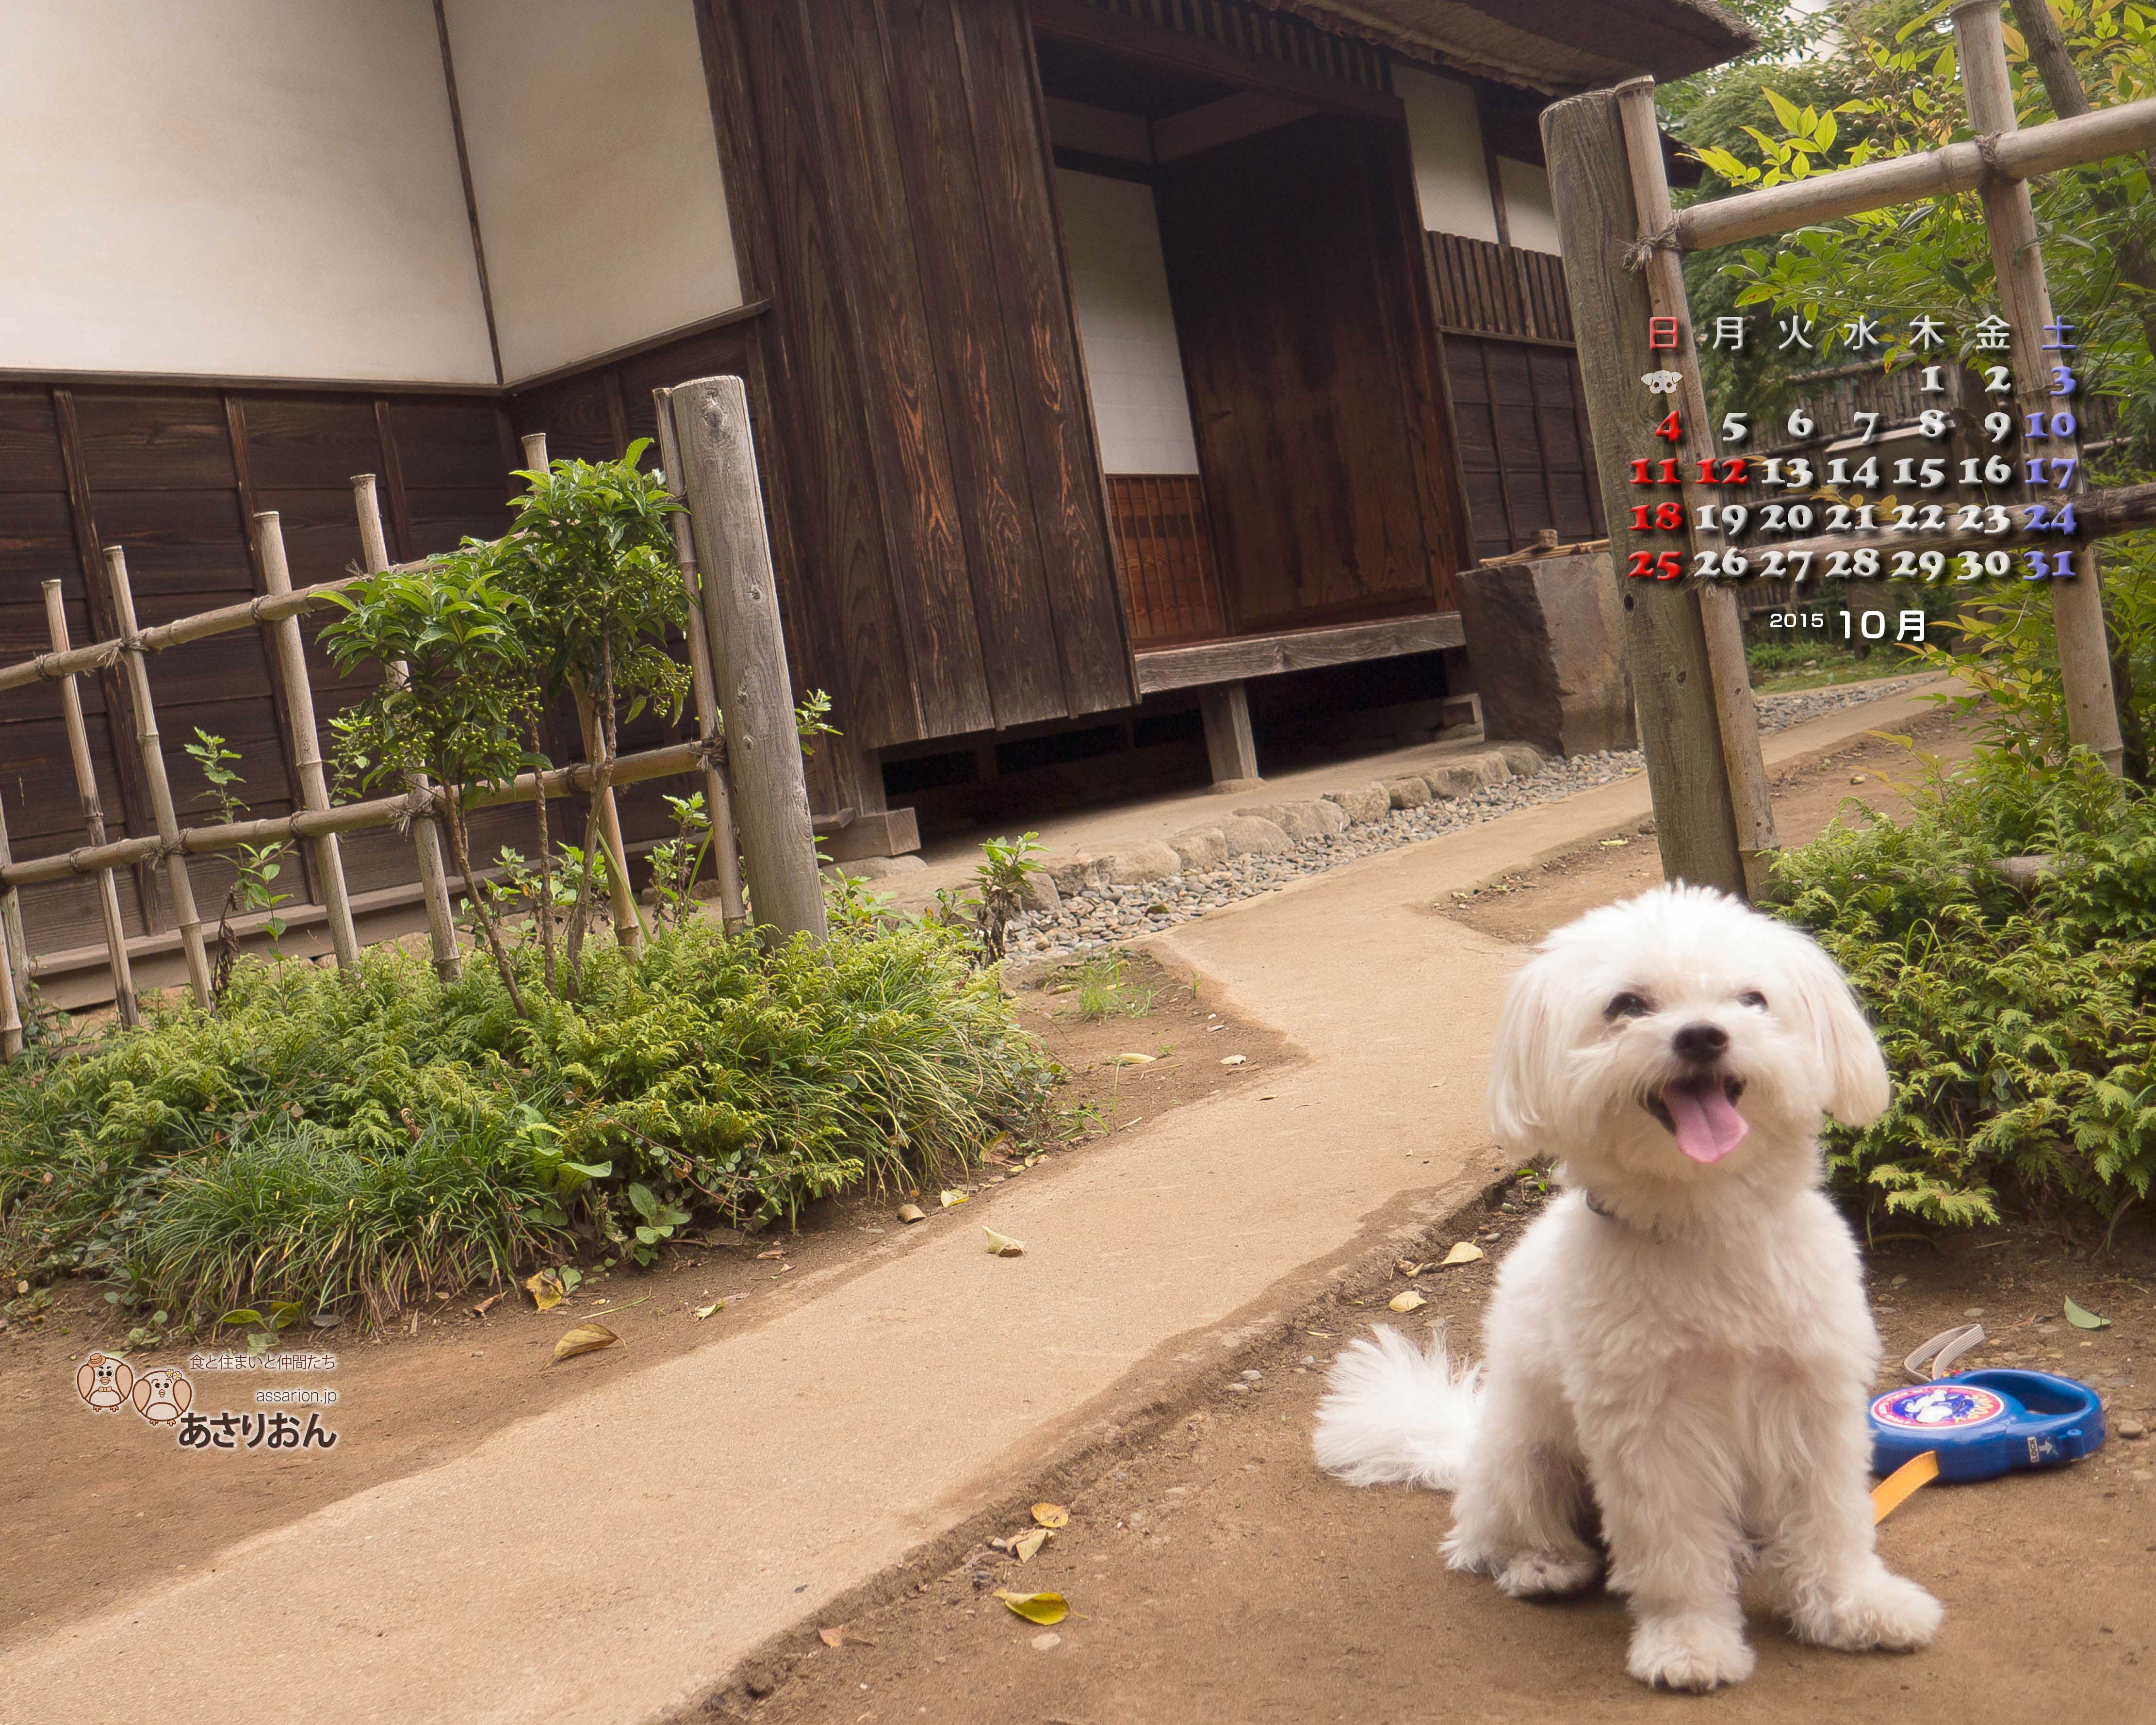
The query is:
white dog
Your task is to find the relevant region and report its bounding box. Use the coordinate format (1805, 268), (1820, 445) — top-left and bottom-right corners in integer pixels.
(1313, 884), (1942, 1690)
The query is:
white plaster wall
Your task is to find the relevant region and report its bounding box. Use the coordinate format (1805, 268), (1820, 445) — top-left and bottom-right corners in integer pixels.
(1396, 65), (1497, 241)
(442, 0), (743, 384)
(1498, 156), (1562, 255)
(1055, 170), (1199, 477)
(0, 0), (494, 382)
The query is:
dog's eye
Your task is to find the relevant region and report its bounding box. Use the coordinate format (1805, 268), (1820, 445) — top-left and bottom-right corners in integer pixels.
(1739, 991), (1767, 1010)
(1604, 992), (1650, 1020)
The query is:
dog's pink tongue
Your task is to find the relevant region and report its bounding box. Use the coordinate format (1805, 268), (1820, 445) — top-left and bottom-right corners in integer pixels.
(1665, 1082), (1748, 1164)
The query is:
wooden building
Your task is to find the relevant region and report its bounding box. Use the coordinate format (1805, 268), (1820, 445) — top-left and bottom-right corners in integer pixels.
(0, 0), (1748, 991)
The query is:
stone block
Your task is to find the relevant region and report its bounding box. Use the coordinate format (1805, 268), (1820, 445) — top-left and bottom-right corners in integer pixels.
(1421, 763), (1482, 800)
(1384, 776), (1432, 810)
(1043, 854), (1112, 896)
(1493, 742), (1546, 779)
(1102, 840), (1182, 884)
(835, 854), (926, 881)
(1016, 870), (1062, 916)
(1323, 781), (1392, 824)
(1455, 549), (1635, 757)
(1235, 799), (1347, 842)
(1168, 826), (1229, 873)
(1219, 814), (1291, 856)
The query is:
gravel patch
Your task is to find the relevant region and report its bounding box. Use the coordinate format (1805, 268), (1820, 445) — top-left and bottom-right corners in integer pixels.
(1010, 674), (1931, 962)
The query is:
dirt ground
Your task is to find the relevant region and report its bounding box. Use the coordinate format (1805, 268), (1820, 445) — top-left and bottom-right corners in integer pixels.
(740, 711), (2156, 1725)
(0, 949), (1294, 1650)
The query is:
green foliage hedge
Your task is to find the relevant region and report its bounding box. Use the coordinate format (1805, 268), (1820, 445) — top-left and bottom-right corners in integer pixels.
(0, 921), (1051, 1327)
(1771, 744), (2156, 1227)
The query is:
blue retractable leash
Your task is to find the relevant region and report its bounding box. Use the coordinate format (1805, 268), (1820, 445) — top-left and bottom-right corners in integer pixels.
(1868, 1323), (2107, 1485)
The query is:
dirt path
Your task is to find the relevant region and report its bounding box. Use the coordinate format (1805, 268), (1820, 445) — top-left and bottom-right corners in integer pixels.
(748, 712), (2156, 1725)
(0, 951), (1290, 1649)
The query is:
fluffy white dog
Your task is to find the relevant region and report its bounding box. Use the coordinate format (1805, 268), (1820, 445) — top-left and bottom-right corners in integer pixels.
(1313, 884), (1942, 1690)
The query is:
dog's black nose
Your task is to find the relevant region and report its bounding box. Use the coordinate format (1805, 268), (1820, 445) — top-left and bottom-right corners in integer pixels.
(1672, 1021), (1728, 1063)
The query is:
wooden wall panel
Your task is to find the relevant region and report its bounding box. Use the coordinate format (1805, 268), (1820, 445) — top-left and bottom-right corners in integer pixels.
(1159, 112), (1460, 633)
(696, 0), (1134, 755)
(879, 0), (1066, 730)
(797, 0), (991, 739)
(1107, 475), (1225, 647)
(1430, 232), (1576, 345)
(959, 0), (1133, 715)
(1444, 334), (1603, 563)
(701, 0), (916, 752)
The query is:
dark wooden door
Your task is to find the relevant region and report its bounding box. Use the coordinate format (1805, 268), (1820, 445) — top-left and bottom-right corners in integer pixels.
(1157, 112), (1468, 634)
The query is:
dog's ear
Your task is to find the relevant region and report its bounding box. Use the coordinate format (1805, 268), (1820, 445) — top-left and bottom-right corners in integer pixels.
(1486, 950), (1571, 1150)
(1778, 928), (1891, 1127)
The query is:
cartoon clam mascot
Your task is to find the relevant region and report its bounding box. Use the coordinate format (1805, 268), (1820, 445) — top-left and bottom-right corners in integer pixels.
(130, 1367), (195, 1428)
(74, 1352), (136, 1414)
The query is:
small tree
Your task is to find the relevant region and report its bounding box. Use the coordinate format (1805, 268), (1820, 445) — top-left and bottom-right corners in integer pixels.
(491, 442), (691, 972)
(183, 729), (292, 1006)
(322, 548), (539, 1015)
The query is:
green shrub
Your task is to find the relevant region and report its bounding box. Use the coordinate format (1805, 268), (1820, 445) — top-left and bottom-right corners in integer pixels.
(0, 919), (1050, 1327)
(1769, 746), (2156, 1228)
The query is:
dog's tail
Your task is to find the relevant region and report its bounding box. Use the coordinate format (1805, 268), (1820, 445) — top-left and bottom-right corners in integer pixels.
(1312, 1326), (1482, 1491)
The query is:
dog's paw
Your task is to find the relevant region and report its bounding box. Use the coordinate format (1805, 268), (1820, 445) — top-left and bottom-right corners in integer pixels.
(1494, 1551), (1601, 1598)
(1795, 1570), (1943, 1653)
(1626, 1614), (1756, 1692)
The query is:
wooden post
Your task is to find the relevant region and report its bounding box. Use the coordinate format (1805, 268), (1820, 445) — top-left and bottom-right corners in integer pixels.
(103, 548), (215, 1007)
(652, 389), (749, 934)
(248, 515), (361, 969)
(1198, 682), (1261, 788)
(0, 802), (17, 1057)
(41, 581), (140, 1026)
(353, 475), (462, 979)
(664, 377), (829, 944)
(0, 792), (26, 1057)
(1614, 79), (1776, 894)
(521, 431), (645, 951)
(1542, 86), (1749, 897)
(1954, 0), (2124, 774)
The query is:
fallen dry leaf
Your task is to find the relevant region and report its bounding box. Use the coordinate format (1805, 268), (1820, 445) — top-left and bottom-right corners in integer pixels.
(693, 1301), (724, 1320)
(896, 1203), (926, 1224)
(551, 1321), (619, 1365)
(1031, 1502), (1069, 1529)
(1440, 1241), (1485, 1267)
(2064, 1297), (2111, 1330)
(1013, 1527), (1049, 1562)
(471, 1293), (504, 1318)
(1395, 1260), (1429, 1277)
(1111, 1052), (1156, 1065)
(984, 1228), (1026, 1257)
(524, 1269), (566, 1311)
(994, 1590), (1069, 1626)
(1388, 1290), (1427, 1314)
(940, 1189), (969, 1208)
(1221, 1054), (1247, 1067)
(817, 1626), (845, 1648)
(756, 1248), (786, 1260)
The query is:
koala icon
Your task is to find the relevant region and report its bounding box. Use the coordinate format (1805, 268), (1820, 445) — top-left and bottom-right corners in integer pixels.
(131, 1368), (195, 1427)
(75, 1352), (136, 1414)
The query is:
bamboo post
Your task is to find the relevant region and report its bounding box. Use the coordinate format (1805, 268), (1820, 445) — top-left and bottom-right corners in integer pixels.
(103, 549), (214, 1008)
(247, 515), (361, 968)
(521, 431), (645, 951)
(1541, 88), (1748, 898)
(652, 387), (749, 934)
(0, 792), (26, 1057)
(41, 582), (140, 1026)
(1614, 79), (1776, 895)
(1953, 0), (2124, 775)
(352, 475), (462, 978)
(665, 376), (829, 943)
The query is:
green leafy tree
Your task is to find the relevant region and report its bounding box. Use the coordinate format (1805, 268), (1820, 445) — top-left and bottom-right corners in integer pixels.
(490, 442), (691, 972)
(183, 729), (292, 1005)
(322, 548), (540, 1014)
